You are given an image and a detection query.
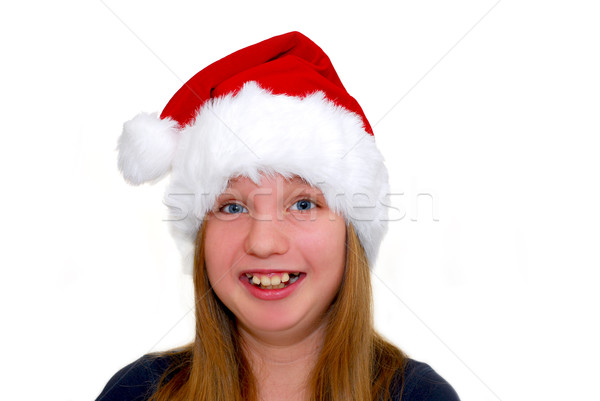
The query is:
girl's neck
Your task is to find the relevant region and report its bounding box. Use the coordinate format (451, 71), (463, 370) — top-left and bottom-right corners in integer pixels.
(240, 324), (326, 401)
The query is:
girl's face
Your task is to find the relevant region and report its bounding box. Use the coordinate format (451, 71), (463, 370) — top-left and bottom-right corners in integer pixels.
(204, 174), (346, 342)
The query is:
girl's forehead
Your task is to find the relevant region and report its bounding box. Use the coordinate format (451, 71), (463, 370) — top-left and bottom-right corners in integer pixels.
(224, 174), (317, 192)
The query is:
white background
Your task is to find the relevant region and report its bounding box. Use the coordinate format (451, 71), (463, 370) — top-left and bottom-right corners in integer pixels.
(1, 1), (599, 400)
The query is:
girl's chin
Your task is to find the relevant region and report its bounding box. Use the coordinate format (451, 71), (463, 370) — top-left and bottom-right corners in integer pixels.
(236, 312), (304, 335)
(234, 309), (330, 344)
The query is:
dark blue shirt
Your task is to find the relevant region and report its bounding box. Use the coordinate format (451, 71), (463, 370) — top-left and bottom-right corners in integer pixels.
(97, 354), (460, 400)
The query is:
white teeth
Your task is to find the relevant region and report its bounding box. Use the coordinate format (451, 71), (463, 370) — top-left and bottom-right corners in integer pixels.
(246, 272), (301, 289)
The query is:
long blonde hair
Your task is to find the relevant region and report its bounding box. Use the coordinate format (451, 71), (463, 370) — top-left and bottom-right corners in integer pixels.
(149, 223), (406, 401)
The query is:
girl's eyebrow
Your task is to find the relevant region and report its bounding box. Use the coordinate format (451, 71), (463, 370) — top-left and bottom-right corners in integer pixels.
(219, 178), (325, 200)
(215, 189), (242, 203)
(284, 186), (326, 202)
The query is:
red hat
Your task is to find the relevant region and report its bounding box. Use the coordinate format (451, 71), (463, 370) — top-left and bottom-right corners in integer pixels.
(117, 31), (389, 273)
(161, 31), (372, 135)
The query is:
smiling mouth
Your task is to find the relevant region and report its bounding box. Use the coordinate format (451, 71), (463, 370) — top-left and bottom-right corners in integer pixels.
(243, 272), (301, 289)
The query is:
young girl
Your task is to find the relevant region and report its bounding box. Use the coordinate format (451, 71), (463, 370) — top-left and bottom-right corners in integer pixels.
(97, 31), (460, 401)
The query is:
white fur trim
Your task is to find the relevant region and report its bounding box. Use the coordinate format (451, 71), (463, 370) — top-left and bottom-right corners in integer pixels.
(117, 112), (179, 185)
(163, 82), (389, 274)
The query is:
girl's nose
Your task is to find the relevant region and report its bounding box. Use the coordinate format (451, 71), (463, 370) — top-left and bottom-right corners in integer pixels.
(244, 214), (290, 258)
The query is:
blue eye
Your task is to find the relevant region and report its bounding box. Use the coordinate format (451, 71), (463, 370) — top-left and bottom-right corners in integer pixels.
(291, 199), (316, 211)
(221, 203), (248, 214)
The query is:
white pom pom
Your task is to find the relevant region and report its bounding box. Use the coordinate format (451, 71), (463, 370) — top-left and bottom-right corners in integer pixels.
(117, 112), (180, 185)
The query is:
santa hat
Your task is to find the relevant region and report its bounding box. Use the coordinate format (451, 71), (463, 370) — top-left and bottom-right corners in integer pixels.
(117, 31), (389, 273)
